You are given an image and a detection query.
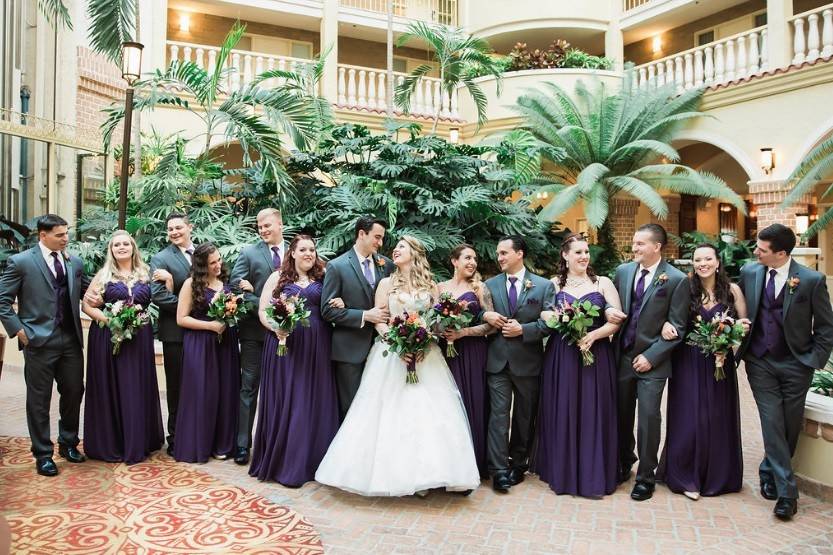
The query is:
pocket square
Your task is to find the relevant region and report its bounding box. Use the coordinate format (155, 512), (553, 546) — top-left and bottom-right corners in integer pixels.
(656, 289), (668, 298)
(526, 298), (540, 305)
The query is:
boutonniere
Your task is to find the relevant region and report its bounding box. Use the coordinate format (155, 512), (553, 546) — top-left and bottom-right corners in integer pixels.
(375, 256), (386, 268)
(788, 275), (800, 294)
(523, 279), (534, 291)
(654, 273), (668, 286)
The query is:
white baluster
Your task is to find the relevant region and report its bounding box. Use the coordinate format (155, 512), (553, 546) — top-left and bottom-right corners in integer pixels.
(760, 29), (769, 71)
(195, 48), (205, 69)
(725, 39), (736, 82)
(231, 53), (241, 90)
(183, 46), (192, 63)
(822, 9), (833, 58)
(357, 70), (367, 107)
(704, 46), (714, 84)
(338, 67), (347, 105)
(736, 35), (748, 79)
(441, 86), (451, 118)
(647, 64), (656, 87)
(656, 63), (665, 87)
(414, 78), (425, 114)
(207, 49), (217, 74)
(377, 72), (386, 110)
(665, 59), (674, 86)
(242, 54), (253, 88)
(807, 13), (821, 61)
(422, 80), (433, 116)
(715, 43), (725, 83)
(748, 32), (760, 74)
(793, 17), (807, 64)
(395, 76), (405, 112)
(638, 67), (647, 88)
(255, 56), (264, 79)
(277, 59), (287, 87)
(367, 71), (377, 109)
(674, 56), (684, 91)
(684, 53), (694, 88)
(450, 87), (459, 119)
(265, 57), (275, 88)
(694, 49), (704, 87)
(170, 44), (180, 64)
(347, 68), (357, 107)
(433, 81), (441, 116)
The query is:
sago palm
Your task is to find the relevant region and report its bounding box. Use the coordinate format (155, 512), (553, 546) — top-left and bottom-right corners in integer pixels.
(780, 136), (833, 239)
(395, 21), (504, 133)
(515, 75), (746, 236)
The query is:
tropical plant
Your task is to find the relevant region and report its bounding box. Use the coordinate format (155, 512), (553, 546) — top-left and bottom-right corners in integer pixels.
(560, 49), (614, 70)
(513, 76), (747, 260)
(781, 135), (833, 240)
(812, 357), (833, 396)
(395, 22), (505, 133)
(86, 0), (137, 62)
(38, 0), (72, 30)
(672, 231), (755, 280)
(508, 41), (571, 71)
(284, 123), (566, 277)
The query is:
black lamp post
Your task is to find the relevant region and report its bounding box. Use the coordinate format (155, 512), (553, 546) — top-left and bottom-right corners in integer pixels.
(118, 41), (144, 230)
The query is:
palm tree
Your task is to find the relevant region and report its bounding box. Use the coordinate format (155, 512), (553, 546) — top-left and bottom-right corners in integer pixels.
(780, 137), (833, 239)
(38, 0), (72, 30)
(395, 21), (504, 133)
(514, 75), (746, 254)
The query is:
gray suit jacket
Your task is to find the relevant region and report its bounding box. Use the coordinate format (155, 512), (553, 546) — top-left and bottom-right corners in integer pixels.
(150, 244), (192, 343)
(0, 246), (88, 348)
(230, 240), (284, 342)
(738, 259), (833, 369)
(613, 259), (688, 379)
(484, 271), (554, 376)
(320, 249), (394, 364)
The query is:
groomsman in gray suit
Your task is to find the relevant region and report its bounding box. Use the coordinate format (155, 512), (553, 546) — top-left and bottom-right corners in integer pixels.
(0, 214), (89, 475)
(149, 212), (196, 456)
(229, 207), (285, 465)
(738, 223), (833, 520)
(607, 223), (688, 501)
(321, 216), (394, 420)
(481, 235), (554, 493)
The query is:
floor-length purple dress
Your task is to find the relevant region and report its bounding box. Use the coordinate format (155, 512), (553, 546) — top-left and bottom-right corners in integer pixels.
(662, 303), (743, 496)
(444, 291), (489, 478)
(173, 286), (240, 463)
(533, 290), (618, 498)
(249, 281), (339, 487)
(83, 281), (164, 465)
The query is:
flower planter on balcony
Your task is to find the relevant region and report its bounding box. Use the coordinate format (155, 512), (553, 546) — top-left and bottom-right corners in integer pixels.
(795, 391), (833, 502)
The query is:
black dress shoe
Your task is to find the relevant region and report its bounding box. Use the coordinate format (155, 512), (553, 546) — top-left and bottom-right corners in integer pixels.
(774, 497), (797, 520)
(630, 481), (655, 501)
(492, 473), (512, 493)
(58, 445), (86, 463)
(508, 468), (525, 486)
(233, 447), (250, 465)
(617, 468), (633, 485)
(36, 457), (58, 477)
(166, 443), (175, 457)
(760, 481), (778, 501)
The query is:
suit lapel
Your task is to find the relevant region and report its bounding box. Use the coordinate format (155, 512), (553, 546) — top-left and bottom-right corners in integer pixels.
(622, 263), (636, 312)
(65, 253), (75, 295)
(31, 247), (55, 287)
(348, 249), (374, 302)
(170, 245), (191, 276)
(750, 264), (765, 322)
(258, 241), (273, 270)
(513, 273), (533, 316)
(782, 260), (800, 320)
(639, 260), (665, 311)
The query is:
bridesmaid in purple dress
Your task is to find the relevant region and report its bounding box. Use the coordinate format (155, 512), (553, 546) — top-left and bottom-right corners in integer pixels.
(534, 233), (623, 498)
(659, 243), (750, 500)
(249, 234), (339, 487)
(437, 244), (495, 478)
(172, 242), (240, 463)
(82, 230), (164, 464)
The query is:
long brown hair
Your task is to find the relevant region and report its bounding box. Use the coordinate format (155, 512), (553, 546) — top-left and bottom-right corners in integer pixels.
(556, 233), (597, 288)
(190, 242), (228, 308)
(688, 243), (735, 318)
(449, 243), (483, 294)
(274, 234), (326, 297)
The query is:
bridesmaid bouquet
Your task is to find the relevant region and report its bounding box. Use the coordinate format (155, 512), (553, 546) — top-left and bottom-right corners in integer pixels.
(207, 290), (251, 342)
(265, 294), (311, 356)
(383, 312), (434, 384)
(425, 292), (474, 358)
(685, 312), (748, 381)
(545, 298), (601, 367)
(100, 299), (150, 356)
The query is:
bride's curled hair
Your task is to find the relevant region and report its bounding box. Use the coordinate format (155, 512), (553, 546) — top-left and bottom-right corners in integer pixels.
(389, 235), (435, 294)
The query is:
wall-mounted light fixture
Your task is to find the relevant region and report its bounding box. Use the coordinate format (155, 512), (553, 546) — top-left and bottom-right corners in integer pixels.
(448, 127), (460, 144)
(719, 203), (733, 213)
(652, 35), (663, 55)
(796, 214), (810, 234)
(179, 13), (191, 33)
(760, 147), (775, 175)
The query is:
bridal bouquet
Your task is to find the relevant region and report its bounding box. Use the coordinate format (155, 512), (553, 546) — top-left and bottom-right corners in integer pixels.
(206, 289), (251, 342)
(425, 292), (474, 358)
(265, 294), (311, 356)
(545, 298), (601, 367)
(685, 312), (748, 381)
(383, 311), (434, 384)
(100, 299), (151, 356)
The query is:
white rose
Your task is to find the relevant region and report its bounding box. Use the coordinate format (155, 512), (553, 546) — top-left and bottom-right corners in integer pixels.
(111, 301), (124, 315)
(562, 315), (570, 323)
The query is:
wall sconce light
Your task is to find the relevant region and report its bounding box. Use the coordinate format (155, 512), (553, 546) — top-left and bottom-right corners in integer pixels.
(796, 214), (810, 234)
(448, 127), (460, 144)
(179, 13), (191, 33)
(719, 203), (733, 213)
(749, 209), (757, 219)
(760, 147), (775, 175)
(535, 191), (550, 200)
(652, 35), (662, 54)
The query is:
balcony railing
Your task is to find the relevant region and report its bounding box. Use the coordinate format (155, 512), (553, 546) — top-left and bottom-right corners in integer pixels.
(622, 0), (654, 13)
(339, 0), (458, 26)
(336, 63), (460, 119)
(634, 26), (767, 90)
(790, 5), (833, 64)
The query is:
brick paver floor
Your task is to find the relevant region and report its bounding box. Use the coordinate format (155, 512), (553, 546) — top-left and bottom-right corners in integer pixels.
(2, 362), (832, 554)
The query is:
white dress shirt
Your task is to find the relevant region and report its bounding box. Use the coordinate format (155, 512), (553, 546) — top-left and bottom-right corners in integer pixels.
(178, 244), (195, 265)
(767, 257), (792, 297)
(39, 241), (66, 278)
(635, 259), (661, 292)
(355, 247), (377, 328)
(506, 268), (527, 297)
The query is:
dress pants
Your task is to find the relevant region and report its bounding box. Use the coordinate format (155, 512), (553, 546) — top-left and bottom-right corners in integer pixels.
(237, 339), (263, 449)
(161, 341), (183, 445)
(487, 365), (539, 475)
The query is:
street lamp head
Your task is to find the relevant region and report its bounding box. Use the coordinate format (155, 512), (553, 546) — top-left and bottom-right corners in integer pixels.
(121, 42), (144, 85)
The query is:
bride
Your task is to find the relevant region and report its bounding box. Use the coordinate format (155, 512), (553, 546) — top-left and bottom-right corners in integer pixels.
(315, 236), (481, 497)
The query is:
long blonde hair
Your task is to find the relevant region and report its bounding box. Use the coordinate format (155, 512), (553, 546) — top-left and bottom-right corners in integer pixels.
(389, 235), (435, 294)
(94, 230), (150, 287)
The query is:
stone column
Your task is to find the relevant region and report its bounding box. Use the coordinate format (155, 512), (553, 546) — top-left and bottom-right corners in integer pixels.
(767, 0), (795, 70)
(321, 0), (339, 103)
(611, 198), (640, 252)
(748, 178), (811, 234)
(605, 0), (624, 71)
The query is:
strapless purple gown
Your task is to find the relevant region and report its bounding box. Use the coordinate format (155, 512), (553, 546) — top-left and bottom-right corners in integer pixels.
(533, 290), (618, 497)
(444, 291), (489, 478)
(662, 303), (743, 495)
(83, 281), (163, 464)
(173, 286), (240, 463)
(249, 282), (339, 486)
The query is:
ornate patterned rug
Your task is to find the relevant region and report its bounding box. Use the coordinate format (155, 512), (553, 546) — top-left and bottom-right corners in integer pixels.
(0, 437), (323, 554)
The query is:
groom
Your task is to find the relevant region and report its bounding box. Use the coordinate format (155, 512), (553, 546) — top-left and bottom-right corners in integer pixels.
(738, 223), (833, 520)
(482, 235), (553, 493)
(321, 216), (394, 420)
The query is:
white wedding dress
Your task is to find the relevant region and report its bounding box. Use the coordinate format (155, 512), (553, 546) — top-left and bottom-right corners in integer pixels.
(315, 290), (481, 496)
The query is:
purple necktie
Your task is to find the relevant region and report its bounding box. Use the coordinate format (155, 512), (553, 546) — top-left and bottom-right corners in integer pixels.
(272, 246), (282, 270)
(362, 258), (375, 287)
(766, 268), (777, 301)
(508, 276), (518, 313)
(51, 252), (65, 282)
(634, 268), (649, 305)
(185, 247), (194, 265)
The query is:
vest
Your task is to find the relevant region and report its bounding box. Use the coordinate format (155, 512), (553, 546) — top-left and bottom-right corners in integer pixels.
(749, 281), (789, 358)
